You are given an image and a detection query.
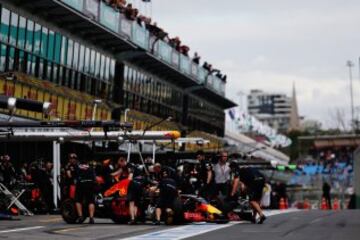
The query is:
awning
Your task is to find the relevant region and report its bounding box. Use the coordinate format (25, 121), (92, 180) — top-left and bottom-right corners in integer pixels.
(314, 139), (360, 148)
(299, 134), (360, 149)
(225, 130), (290, 166)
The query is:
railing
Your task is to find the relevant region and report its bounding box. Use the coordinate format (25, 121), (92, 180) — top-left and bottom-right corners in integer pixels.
(60, 0), (225, 96)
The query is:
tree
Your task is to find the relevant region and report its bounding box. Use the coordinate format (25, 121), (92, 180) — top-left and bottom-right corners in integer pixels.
(327, 108), (347, 131)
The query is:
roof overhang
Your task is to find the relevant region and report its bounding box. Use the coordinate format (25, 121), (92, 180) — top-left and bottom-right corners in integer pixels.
(193, 87), (237, 109)
(6, 0), (237, 109)
(123, 51), (199, 89)
(8, 0), (137, 53)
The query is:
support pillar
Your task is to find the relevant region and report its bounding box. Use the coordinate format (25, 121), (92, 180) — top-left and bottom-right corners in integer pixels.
(52, 141), (61, 209)
(354, 147), (360, 208)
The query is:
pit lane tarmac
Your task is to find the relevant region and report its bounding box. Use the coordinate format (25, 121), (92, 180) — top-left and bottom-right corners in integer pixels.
(1, 210), (360, 240)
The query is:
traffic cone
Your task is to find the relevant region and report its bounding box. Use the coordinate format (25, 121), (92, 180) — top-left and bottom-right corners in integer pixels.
(285, 199), (289, 209)
(279, 198), (286, 210)
(303, 199), (311, 210)
(320, 198), (328, 210)
(333, 198), (340, 210)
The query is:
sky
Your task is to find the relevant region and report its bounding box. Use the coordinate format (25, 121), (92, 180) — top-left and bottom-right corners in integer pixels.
(137, 0), (360, 129)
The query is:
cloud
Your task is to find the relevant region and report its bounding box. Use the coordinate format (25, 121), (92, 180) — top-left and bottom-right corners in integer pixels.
(151, 0), (360, 129)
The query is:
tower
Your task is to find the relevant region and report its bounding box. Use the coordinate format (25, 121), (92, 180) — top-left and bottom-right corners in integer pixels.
(289, 83), (300, 131)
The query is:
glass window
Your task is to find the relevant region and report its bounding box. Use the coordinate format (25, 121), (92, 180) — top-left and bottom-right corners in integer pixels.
(0, 43), (6, 71)
(25, 19), (34, 52)
(33, 23), (41, 54)
(52, 64), (58, 83)
(54, 32), (62, 63)
(95, 52), (100, 78)
(60, 36), (67, 65)
(110, 59), (115, 82)
(0, 8), (10, 43)
(66, 39), (73, 67)
(58, 66), (63, 84)
(100, 54), (105, 79)
(9, 12), (18, 46)
(47, 61), (52, 80)
(73, 41), (79, 70)
(31, 55), (36, 74)
(105, 57), (110, 82)
(90, 49), (95, 74)
(38, 58), (44, 78)
(8, 46), (15, 70)
(47, 30), (55, 60)
(84, 47), (90, 73)
(79, 44), (85, 72)
(17, 16), (26, 49)
(26, 53), (32, 74)
(40, 27), (48, 57)
(19, 50), (25, 71)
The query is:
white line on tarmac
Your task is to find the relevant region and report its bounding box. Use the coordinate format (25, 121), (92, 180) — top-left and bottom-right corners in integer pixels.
(122, 222), (238, 240)
(0, 226), (44, 234)
(121, 209), (300, 240)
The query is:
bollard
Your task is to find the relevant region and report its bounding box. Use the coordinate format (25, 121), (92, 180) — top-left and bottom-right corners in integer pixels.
(321, 198), (328, 210)
(279, 198), (286, 210)
(303, 199), (311, 210)
(333, 198), (340, 210)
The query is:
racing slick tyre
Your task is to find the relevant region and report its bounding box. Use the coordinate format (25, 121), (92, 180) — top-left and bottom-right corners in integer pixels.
(61, 199), (84, 224)
(212, 214), (230, 224)
(171, 198), (184, 225)
(110, 198), (129, 224)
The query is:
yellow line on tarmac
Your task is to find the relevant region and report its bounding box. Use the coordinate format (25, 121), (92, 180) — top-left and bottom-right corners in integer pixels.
(39, 217), (63, 223)
(53, 226), (86, 233)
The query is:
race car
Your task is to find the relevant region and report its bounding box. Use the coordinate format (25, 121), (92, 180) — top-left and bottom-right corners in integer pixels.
(61, 178), (228, 225)
(61, 178), (134, 224)
(180, 194), (228, 224)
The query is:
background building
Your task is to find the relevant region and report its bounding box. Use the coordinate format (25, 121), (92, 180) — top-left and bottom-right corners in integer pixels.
(247, 87), (300, 133)
(0, 0), (236, 163)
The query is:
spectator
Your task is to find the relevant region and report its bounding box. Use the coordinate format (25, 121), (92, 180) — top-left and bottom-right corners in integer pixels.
(107, 0), (126, 11)
(125, 4), (138, 21)
(169, 37), (181, 51)
(179, 45), (190, 56)
(216, 72), (223, 79)
(147, 22), (168, 40)
(203, 62), (212, 71)
(192, 52), (201, 64)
